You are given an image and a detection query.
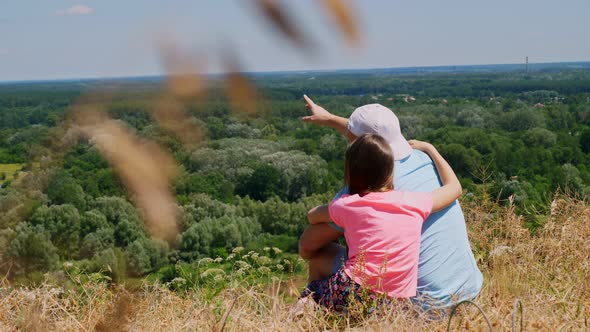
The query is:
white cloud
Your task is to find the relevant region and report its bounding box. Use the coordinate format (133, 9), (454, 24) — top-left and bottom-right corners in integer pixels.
(55, 5), (94, 16)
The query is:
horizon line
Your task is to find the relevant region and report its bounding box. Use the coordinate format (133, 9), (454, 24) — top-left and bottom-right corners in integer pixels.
(1, 60), (589, 85)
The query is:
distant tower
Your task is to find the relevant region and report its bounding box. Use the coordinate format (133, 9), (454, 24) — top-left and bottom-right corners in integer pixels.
(525, 56), (529, 73)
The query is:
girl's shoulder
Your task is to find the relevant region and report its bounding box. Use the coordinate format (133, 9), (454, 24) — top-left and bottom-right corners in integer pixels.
(330, 193), (356, 207)
(332, 191), (431, 206)
(386, 191), (433, 219)
(386, 190), (432, 203)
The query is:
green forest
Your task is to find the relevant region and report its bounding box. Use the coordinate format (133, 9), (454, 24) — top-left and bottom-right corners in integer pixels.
(1, 66), (590, 285)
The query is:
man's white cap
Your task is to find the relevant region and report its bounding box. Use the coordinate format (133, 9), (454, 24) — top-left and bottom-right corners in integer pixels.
(347, 104), (412, 161)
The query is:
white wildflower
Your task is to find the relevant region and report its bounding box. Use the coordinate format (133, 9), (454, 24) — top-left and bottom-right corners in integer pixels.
(272, 247), (282, 254)
(200, 268), (225, 278)
(257, 266), (271, 274)
(232, 247), (245, 254)
(199, 257), (214, 264)
(490, 246), (513, 257)
(172, 277), (186, 284)
(276, 264), (284, 271)
(214, 257), (223, 263)
(235, 260), (251, 270)
(257, 256), (272, 265)
(263, 247), (271, 252)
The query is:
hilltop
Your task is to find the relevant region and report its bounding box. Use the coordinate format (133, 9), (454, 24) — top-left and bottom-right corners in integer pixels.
(0, 194), (588, 331)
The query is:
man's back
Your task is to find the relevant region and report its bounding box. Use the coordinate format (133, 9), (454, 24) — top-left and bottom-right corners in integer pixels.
(394, 150), (483, 308)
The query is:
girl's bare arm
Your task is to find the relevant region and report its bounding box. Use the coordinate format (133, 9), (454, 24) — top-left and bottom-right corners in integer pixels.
(307, 204), (332, 224)
(408, 140), (463, 212)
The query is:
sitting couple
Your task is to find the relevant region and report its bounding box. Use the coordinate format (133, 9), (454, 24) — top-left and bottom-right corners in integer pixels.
(298, 96), (483, 314)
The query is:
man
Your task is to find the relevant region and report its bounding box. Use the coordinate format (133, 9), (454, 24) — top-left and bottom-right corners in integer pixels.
(299, 95), (483, 311)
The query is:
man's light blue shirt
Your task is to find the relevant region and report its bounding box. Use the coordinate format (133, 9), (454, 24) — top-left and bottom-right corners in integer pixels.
(333, 150), (483, 309)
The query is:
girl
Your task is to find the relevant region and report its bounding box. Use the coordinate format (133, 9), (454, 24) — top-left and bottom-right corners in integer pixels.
(301, 133), (462, 311)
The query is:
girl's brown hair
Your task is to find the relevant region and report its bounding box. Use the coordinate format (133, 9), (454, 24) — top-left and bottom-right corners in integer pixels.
(345, 133), (394, 196)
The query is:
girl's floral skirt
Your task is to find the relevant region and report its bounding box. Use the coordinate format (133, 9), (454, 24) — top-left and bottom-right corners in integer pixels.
(301, 268), (394, 313)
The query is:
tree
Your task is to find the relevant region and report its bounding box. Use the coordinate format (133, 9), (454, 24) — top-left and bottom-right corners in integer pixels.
(546, 106), (575, 131)
(93, 169), (124, 197)
(29, 204), (81, 258)
(205, 116), (227, 139)
(179, 216), (260, 260)
(179, 221), (214, 260)
(580, 128), (590, 154)
(437, 144), (482, 178)
(190, 138), (330, 200)
(238, 196), (308, 236)
(558, 164), (588, 195)
(125, 238), (153, 276)
(8, 223), (59, 274)
(261, 151), (328, 200)
(79, 228), (115, 258)
(175, 171), (234, 202)
(46, 171), (87, 210)
(190, 138), (286, 180)
(456, 106), (485, 128)
(318, 134), (346, 161)
(114, 218), (145, 248)
(398, 115), (424, 139)
(236, 164), (284, 201)
(89, 248), (123, 280)
(492, 178), (542, 208)
(522, 128), (557, 148)
(225, 122), (262, 139)
(89, 197), (146, 247)
(499, 108), (544, 132)
(80, 210), (110, 237)
(92, 196), (141, 225)
(179, 193), (243, 230)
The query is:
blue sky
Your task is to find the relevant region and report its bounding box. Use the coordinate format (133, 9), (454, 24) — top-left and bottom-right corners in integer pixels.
(0, 0), (588, 81)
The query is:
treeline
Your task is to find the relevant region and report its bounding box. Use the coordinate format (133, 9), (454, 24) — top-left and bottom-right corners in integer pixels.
(1, 69), (589, 281)
(7, 181), (328, 280)
(255, 69), (590, 97)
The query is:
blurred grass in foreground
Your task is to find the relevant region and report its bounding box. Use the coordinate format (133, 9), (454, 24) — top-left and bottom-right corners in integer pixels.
(0, 193), (588, 331)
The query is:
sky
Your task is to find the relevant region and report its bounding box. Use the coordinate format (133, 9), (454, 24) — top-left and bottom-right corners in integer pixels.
(0, 0), (589, 82)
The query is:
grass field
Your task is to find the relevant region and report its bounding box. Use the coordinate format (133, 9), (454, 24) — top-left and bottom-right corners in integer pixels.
(0, 194), (588, 331)
(0, 164), (24, 183)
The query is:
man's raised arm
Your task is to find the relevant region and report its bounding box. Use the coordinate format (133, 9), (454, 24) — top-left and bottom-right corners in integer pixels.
(302, 95), (351, 138)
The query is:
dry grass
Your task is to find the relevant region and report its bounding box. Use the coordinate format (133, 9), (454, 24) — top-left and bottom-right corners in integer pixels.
(1, 195), (589, 331)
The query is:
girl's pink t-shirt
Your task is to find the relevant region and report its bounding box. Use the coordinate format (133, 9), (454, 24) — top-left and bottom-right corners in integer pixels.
(329, 190), (433, 298)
